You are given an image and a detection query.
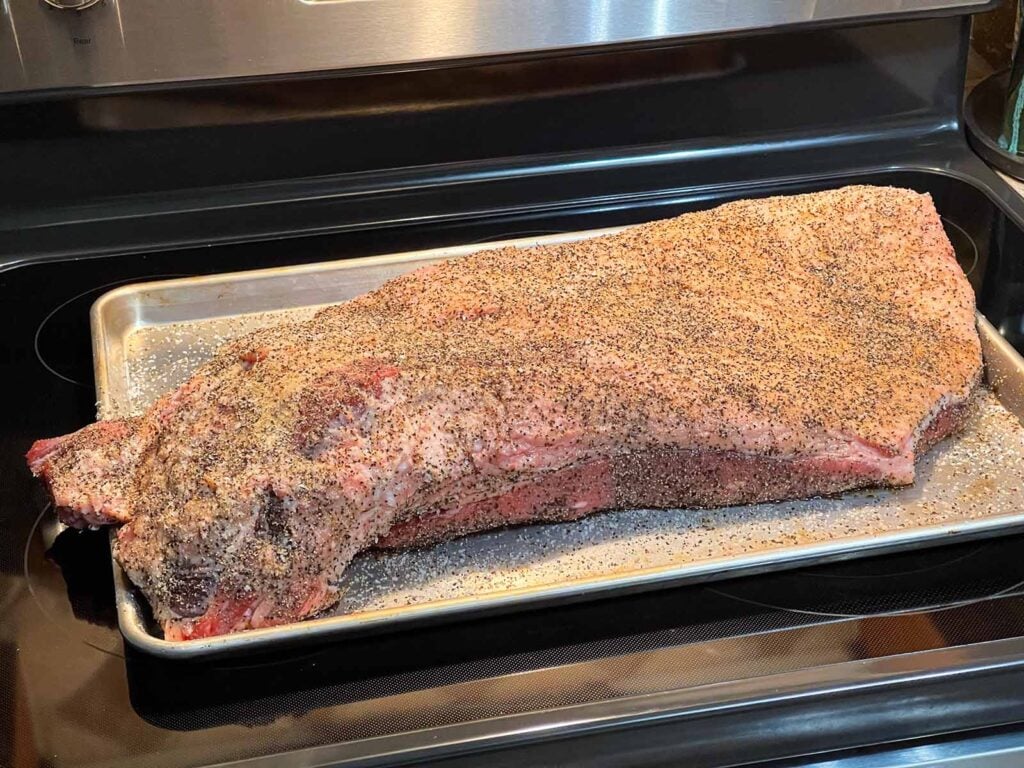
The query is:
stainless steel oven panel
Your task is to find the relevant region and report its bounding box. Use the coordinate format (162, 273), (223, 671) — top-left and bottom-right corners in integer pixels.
(1, 0), (993, 96)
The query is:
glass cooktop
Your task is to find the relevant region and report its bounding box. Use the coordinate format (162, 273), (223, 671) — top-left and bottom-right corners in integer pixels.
(4, 169), (1024, 767)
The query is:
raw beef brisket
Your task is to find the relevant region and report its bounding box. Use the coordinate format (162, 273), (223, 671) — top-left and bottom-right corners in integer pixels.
(27, 186), (982, 639)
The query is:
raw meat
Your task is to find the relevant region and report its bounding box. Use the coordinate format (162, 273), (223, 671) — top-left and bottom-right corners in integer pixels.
(26, 185), (982, 639)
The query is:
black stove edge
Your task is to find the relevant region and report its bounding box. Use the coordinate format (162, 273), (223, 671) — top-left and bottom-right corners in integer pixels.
(780, 727), (1024, 768)
(0, 121), (968, 269)
(220, 635), (1024, 768)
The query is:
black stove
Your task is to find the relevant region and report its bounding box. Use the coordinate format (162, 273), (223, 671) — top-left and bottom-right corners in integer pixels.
(6, 7), (1024, 768)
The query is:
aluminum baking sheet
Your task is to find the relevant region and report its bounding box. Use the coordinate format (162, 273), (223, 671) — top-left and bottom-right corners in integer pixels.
(92, 229), (1024, 657)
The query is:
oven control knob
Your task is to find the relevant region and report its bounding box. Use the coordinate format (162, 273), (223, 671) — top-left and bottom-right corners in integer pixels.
(41, 0), (102, 9)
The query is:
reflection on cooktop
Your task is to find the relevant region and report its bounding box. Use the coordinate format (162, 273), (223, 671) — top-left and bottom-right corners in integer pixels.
(45, 524), (118, 630)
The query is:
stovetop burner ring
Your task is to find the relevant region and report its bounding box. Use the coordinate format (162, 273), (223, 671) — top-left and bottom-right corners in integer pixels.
(34, 274), (188, 387)
(941, 216), (979, 277)
(706, 537), (1024, 620)
(799, 543), (987, 580)
(24, 504), (124, 658)
(707, 577), (1024, 619)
